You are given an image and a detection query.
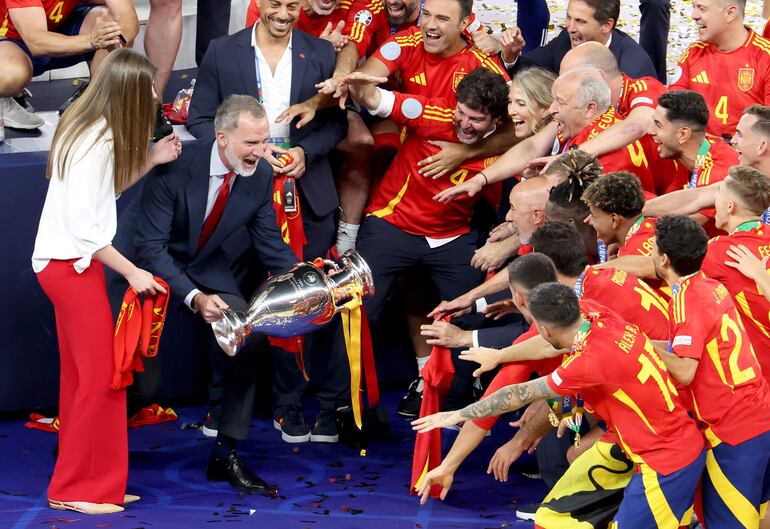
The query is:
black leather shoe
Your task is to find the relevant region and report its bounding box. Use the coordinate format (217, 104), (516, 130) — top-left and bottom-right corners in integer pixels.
(58, 80), (89, 116)
(206, 454), (276, 493)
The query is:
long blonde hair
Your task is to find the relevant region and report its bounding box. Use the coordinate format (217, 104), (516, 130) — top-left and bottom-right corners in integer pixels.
(512, 67), (556, 135)
(46, 48), (157, 194)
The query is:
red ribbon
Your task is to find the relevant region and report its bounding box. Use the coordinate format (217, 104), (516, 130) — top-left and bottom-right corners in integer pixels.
(269, 175), (308, 373)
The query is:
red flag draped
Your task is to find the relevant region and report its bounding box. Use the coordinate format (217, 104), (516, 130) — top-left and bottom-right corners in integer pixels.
(410, 318), (455, 497)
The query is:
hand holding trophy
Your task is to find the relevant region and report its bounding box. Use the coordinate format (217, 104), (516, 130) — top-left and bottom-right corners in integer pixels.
(212, 250), (374, 356)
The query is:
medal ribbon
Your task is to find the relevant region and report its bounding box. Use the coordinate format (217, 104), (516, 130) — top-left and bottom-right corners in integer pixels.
(687, 139), (712, 189)
(624, 216), (645, 245)
(559, 318), (591, 445)
(733, 220), (762, 233)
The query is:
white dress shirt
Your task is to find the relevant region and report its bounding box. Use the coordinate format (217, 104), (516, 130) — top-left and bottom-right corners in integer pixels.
(183, 142), (238, 310)
(251, 26), (293, 142)
(32, 119), (117, 274)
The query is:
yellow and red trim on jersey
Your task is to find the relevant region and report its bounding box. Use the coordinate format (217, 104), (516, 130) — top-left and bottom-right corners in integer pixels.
(370, 174), (411, 218)
(423, 104), (453, 123)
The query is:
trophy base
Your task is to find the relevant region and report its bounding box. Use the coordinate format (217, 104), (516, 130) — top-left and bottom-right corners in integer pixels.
(211, 309), (248, 357)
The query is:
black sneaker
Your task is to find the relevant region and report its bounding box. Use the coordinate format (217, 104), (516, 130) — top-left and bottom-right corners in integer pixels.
(519, 459), (541, 480)
(397, 376), (423, 418)
(58, 80), (89, 116)
(310, 410), (339, 443)
(515, 502), (541, 521)
(273, 406), (310, 443)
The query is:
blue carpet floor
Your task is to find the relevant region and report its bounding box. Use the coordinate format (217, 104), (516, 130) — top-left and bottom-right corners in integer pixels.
(0, 393), (546, 529)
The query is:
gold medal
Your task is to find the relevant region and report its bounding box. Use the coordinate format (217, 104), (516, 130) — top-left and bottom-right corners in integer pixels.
(548, 412), (560, 428)
(574, 432), (581, 448)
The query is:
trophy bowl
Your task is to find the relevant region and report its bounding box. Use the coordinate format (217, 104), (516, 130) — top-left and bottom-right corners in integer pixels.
(212, 250), (374, 356)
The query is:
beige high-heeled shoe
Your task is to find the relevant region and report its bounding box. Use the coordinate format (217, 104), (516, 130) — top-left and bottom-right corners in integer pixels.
(124, 494), (140, 504)
(48, 499), (125, 515)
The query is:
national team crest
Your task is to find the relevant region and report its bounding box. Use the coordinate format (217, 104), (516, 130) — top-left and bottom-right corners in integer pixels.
(738, 68), (755, 92)
(354, 9), (373, 26)
(452, 71), (467, 92)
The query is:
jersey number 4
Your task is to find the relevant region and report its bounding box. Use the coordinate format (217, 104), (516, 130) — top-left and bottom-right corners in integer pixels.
(715, 96), (729, 126)
(48, 1), (64, 24)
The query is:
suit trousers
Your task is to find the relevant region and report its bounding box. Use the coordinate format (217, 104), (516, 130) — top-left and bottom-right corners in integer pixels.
(639, 0), (671, 83)
(207, 293), (268, 440)
(270, 201), (350, 412)
(195, 0), (231, 67)
(37, 259), (128, 504)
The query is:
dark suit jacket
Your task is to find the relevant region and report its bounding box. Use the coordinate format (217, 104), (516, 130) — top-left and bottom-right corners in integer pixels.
(187, 27), (347, 218)
(134, 139), (298, 307)
(508, 28), (657, 80)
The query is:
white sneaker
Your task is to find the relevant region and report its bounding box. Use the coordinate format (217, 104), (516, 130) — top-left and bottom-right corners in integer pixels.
(0, 96), (44, 130)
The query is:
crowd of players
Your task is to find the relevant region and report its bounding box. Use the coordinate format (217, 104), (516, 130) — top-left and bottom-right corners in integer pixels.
(5, 0), (770, 525)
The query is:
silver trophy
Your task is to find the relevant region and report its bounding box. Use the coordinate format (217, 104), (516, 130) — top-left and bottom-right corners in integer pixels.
(212, 250), (375, 356)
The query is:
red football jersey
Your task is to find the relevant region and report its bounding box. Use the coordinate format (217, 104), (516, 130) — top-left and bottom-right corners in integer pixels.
(372, 26), (508, 102)
(472, 298), (606, 431)
(246, 0), (390, 58)
(547, 309), (704, 475)
(616, 73), (667, 119)
(365, 92), (502, 237)
(668, 272), (770, 447)
(670, 30), (770, 138)
(617, 216), (671, 298)
(667, 137), (739, 232)
(618, 216), (657, 259)
(560, 108), (673, 197)
(579, 266), (670, 341)
(701, 222), (770, 380)
(0, 0), (82, 40)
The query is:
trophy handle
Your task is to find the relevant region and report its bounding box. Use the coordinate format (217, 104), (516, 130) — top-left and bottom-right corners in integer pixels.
(211, 308), (249, 357)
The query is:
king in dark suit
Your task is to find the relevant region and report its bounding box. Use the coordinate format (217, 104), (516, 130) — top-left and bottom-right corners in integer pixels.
(187, 0), (350, 446)
(135, 95), (298, 491)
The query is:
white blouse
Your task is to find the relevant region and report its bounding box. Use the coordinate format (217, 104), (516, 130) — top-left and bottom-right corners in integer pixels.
(31, 119), (117, 274)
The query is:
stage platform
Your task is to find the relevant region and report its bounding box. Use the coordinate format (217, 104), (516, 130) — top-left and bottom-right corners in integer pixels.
(0, 394), (546, 529)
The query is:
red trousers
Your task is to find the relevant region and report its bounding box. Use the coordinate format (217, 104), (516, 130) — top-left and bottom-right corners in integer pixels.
(37, 259), (127, 504)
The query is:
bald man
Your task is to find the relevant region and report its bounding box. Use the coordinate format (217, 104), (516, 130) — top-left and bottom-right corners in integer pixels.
(429, 177), (551, 329)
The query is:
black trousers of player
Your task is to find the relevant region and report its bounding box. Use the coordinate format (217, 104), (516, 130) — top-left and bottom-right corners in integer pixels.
(271, 200), (351, 413)
(352, 216), (486, 403)
(639, 0), (671, 84)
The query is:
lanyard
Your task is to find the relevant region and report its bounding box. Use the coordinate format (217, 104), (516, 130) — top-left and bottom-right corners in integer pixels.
(596, 241), (607, 263)
(688, 139), (712, 189)
(391, 0), (425, 34)
(254, 48), (265, 105)
(573, 267), (588, 299)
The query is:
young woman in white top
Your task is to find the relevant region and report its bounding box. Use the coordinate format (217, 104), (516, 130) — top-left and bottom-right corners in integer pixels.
(32, 48), (180, 515)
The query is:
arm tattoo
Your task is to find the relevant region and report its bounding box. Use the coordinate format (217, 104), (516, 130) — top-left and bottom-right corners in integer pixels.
(458, 377), (556, 421)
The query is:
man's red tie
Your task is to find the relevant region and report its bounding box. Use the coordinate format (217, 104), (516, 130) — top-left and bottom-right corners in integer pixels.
(198, 171), (234, 251)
